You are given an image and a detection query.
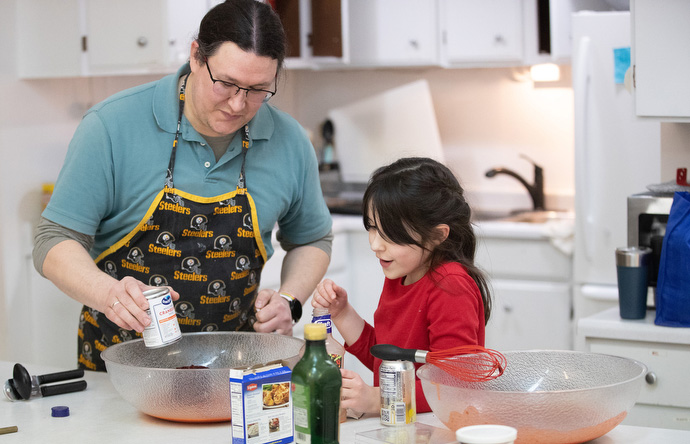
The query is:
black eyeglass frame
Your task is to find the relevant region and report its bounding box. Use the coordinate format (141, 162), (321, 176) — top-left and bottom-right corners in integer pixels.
(204, 59), (277, 103)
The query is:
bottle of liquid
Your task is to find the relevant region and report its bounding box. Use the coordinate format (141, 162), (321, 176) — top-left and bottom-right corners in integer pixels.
(311, 307), (345, 368)
(311, 307), (347, 423)
(292, 323), (342, 444)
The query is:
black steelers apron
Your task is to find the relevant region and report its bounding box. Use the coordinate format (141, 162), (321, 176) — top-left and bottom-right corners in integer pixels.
(77, 75), (268, 371)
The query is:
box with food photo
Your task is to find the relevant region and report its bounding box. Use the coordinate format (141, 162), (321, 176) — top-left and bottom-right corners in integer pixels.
(231, 364), (293, 444)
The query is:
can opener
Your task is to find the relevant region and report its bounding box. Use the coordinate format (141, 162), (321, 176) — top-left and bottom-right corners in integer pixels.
(3, 363), (87, 401)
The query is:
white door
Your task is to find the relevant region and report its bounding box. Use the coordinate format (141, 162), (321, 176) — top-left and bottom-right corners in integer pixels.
(572, 12), (660, 288)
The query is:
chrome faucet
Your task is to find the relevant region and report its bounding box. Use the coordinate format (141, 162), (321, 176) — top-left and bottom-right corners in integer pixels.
(485, 155), (545, 211)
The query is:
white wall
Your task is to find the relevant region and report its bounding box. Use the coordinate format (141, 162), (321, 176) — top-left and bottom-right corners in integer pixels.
(0, 0), (575, 367)
(660, 123), (690, 182)
(286, 66), (575, 212)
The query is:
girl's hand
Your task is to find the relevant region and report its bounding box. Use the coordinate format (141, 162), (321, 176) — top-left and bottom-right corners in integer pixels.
(340, 369), (380, 414)
(312, 279), (349, 319)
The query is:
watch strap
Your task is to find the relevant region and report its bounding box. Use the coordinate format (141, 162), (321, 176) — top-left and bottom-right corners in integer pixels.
(279, 292), (302, 323)
(279, 292), (295, 302)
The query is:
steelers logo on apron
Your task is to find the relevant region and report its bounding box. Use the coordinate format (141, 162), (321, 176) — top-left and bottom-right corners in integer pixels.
(77, 75), (267, 371)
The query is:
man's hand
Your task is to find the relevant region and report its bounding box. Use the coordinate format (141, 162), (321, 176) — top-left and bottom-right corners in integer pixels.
(253, 289), (294, 335)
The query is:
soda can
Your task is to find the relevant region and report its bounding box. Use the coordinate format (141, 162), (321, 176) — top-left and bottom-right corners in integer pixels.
(379, 360), (416, 426)
(142, 287), (182, 348)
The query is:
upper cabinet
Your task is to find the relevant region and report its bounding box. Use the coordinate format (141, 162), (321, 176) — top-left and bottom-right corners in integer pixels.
(632, 0), (690, 121)
(17, 0), (579, 77)
(17, 0), (209, 78)
(439, 0), (524, 67)
(345, 0), (438, 67)
(276, 0), (347, 69)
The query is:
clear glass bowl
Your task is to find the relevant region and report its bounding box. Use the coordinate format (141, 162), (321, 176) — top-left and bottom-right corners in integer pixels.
(417, 350), (647, 444)
(102, 332), (304, 423)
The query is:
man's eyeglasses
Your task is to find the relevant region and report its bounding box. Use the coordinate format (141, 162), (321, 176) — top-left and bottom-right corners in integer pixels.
(205, 60), (276, 104)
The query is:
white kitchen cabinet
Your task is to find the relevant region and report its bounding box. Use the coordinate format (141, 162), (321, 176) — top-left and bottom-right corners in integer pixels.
(486, 279), (571, 351)
(475, 222), (574, 351)
(439, 0), (524, 67)
(17, 0), (209, 78)
(86, 0), (168, 75)
(632, 0), (690, 121)
(278, 0), (438, 69)
(275, 0), (349, 69)
(345, 0), (438, 67)
(579, 308), (690, 430)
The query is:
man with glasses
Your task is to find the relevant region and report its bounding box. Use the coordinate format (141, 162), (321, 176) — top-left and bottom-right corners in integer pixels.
(33, 0), (332, 371)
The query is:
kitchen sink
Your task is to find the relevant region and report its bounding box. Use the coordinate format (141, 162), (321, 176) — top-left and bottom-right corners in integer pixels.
(500, 210), (574, 224)
(472, 210), (574, 224)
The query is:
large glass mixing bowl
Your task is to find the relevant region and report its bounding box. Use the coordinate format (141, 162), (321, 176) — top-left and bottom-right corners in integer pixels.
(418, 350), (647, 444)
(102, 332), (304, 423)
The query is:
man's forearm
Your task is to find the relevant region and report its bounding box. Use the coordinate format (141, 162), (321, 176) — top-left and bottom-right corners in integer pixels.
(279, 245), (330, 306)
(42, 239), (118, 312)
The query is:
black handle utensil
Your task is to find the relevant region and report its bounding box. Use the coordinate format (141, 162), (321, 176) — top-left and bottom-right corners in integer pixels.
(3, 363), (87, 401)
(370, 344), (506, 382)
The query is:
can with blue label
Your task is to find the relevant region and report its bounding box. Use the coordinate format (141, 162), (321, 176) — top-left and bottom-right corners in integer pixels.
(142, 287), (181, 348)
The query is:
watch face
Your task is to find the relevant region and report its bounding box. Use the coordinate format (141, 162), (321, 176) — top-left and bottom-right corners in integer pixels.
(292, 299), (302, 322)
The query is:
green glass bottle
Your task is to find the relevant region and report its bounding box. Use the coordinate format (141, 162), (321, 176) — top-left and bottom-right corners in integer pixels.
(292, 323), (342, 444)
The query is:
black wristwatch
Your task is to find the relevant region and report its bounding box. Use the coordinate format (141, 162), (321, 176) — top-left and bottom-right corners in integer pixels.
(279, 293), (302, 323)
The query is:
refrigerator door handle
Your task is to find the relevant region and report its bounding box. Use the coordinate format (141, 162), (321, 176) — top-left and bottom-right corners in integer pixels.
(574, 36), (596, 261)
(580, 284), (619, 302)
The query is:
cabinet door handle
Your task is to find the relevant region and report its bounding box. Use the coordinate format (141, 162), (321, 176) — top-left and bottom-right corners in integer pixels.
(137, 37), (148, 48)
(504, 305), (513, 313)
(494, 34), (505, 45)
(409, 40), (418, 49)
(645, 372), (657, 385)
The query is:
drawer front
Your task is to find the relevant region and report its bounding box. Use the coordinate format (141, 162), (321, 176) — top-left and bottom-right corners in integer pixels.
(587, 339), (690, 409)
(485, 279), (572, 351)
(476, 238), (571, 281)
(626, 403), (690, 431)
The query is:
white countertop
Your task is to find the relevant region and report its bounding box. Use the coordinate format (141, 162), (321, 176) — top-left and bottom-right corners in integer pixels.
(578, 307), (690, 345)
(333, 213), (575, 242)
(2, 361), (689, 444)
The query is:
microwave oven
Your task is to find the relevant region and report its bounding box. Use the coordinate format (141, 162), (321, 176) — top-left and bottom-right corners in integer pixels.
(627, 192), (674, 288)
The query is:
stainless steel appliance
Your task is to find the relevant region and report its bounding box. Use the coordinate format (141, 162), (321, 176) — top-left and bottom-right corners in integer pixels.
(627, 192), (674, 292)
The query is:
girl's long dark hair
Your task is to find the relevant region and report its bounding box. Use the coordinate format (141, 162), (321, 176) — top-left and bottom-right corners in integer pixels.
(362, 157), (492, 324)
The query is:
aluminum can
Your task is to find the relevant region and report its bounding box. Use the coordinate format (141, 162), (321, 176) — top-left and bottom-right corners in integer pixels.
(142, 287), (181, 348)
(379, 360), (416, 426)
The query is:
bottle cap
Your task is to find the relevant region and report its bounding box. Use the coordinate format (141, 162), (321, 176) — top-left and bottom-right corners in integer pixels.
(304, 323), (327, 341)
(51, 406), (70, 417)
(456, 425), (517, 444)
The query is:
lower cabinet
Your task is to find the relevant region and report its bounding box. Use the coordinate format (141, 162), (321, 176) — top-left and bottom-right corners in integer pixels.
(588, 339), (690, 430)
(579, 308), (690, 430)
(485, 279), (571, 351)
(476, 229), (573, 351)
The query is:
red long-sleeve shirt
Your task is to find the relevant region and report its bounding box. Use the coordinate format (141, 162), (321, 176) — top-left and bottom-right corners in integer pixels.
(345, 261), (485, 413)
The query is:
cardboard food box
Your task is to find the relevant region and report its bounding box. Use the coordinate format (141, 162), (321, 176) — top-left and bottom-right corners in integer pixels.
(231, 364), (293, 444)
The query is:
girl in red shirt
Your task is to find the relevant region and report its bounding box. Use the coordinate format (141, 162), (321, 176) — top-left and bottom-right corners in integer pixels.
(312, 157), (492, 414)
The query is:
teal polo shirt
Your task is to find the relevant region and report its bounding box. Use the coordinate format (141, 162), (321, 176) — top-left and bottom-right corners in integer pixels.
(44, 64), (332, 260)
